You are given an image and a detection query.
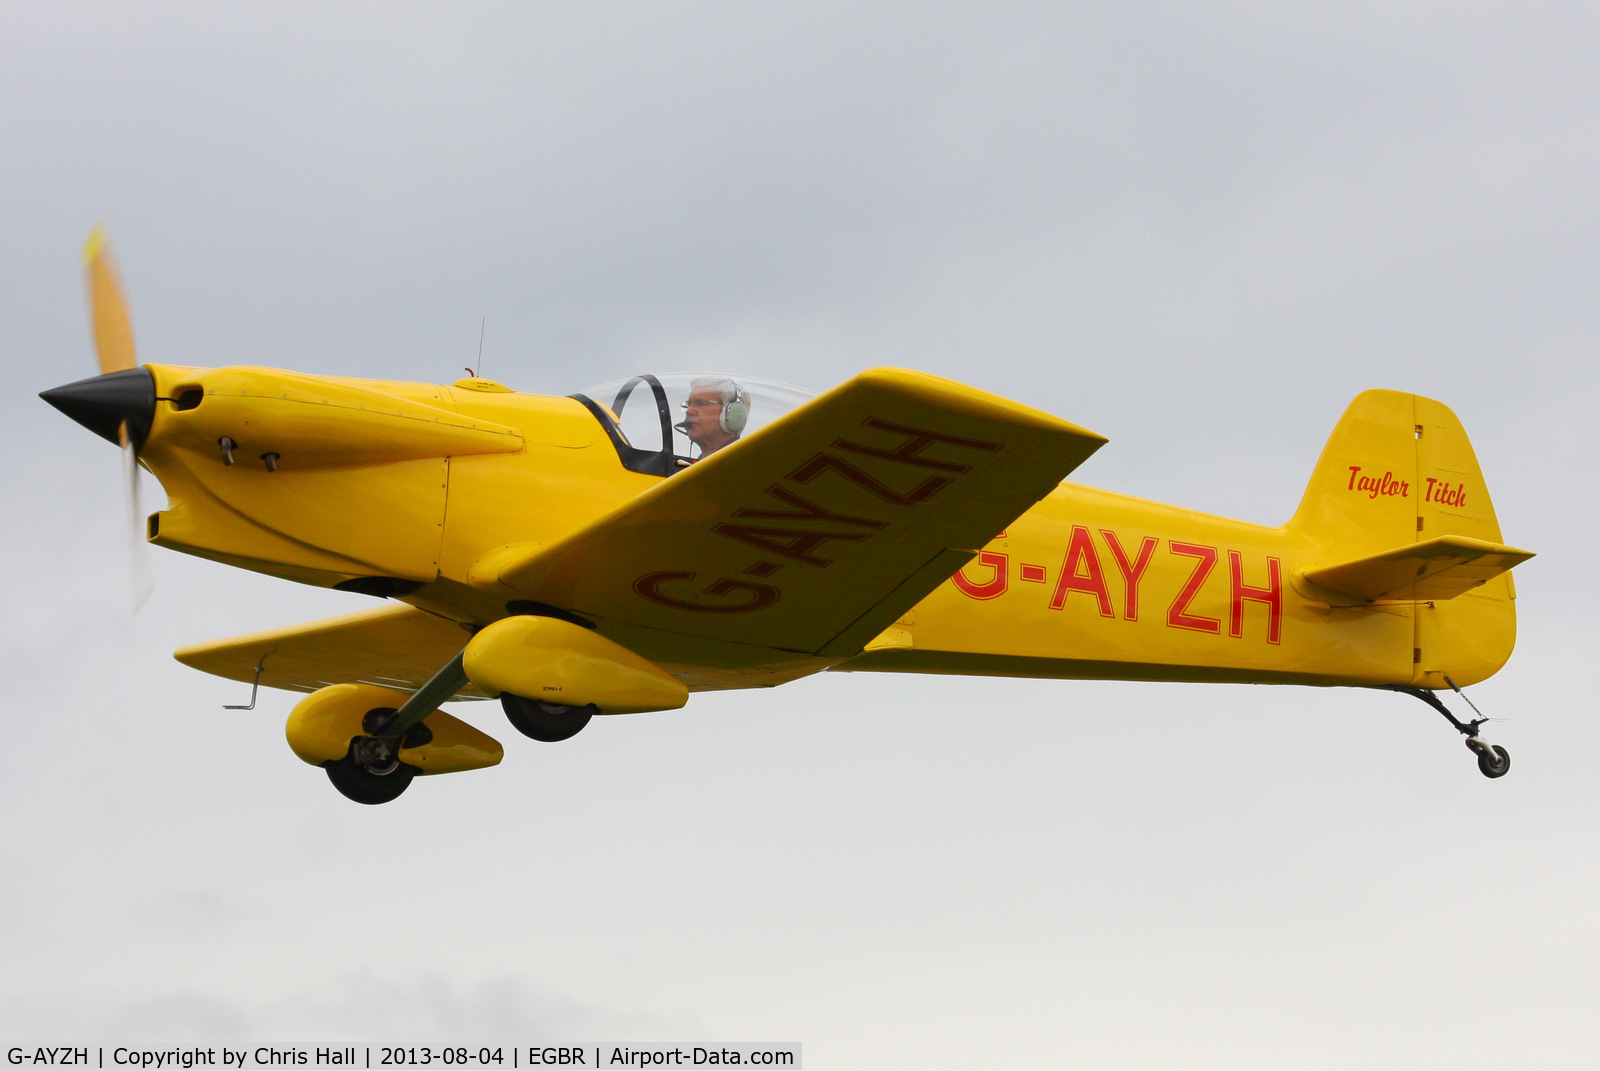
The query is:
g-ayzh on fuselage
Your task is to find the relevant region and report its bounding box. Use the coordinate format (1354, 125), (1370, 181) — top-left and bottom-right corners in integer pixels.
(41, 231), (1533, 803)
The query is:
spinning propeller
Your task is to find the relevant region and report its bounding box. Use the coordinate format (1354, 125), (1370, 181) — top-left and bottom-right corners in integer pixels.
(39, 227), (158, 609)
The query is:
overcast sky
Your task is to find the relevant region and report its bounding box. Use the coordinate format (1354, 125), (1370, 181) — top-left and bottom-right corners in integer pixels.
(3, 3), (1598, 1068)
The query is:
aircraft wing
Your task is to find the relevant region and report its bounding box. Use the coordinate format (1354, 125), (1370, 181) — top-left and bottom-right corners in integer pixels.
(486, 367), (1106, 658)
(174, 603), (490, 698)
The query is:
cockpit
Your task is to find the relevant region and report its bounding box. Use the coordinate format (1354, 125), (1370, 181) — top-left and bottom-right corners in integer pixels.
(571, 373), (817, 477)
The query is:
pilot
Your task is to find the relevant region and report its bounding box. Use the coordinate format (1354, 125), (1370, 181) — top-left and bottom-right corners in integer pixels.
(678, 377), (751, 459)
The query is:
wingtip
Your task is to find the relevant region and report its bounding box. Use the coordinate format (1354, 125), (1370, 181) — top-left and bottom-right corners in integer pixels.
(83, 223), (110, 266)
(851, 366), (1109, 445)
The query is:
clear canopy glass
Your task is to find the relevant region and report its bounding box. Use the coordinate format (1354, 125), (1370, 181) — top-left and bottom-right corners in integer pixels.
(572, 372), (817, 476)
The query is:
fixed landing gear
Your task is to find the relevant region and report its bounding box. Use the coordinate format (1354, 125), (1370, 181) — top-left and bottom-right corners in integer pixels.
(322, 707), (431, 804)
(325, 751), (417, 804)
(1388, 680), (1509, 779)
(1467, 739), (1511, 778)
(502, 693), (595, 742)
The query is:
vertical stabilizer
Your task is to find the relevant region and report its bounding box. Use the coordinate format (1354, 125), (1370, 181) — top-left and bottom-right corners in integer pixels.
(1288, 389), (1517, 686)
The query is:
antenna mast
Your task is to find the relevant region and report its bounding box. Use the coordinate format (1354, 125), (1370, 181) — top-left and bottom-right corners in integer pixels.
(466, 317), (485, 380)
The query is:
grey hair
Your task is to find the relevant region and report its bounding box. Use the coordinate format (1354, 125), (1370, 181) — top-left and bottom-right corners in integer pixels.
(689, 376), (750, 408)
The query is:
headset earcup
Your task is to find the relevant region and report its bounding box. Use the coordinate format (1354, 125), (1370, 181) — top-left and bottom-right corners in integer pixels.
(721, 399), (748, 434)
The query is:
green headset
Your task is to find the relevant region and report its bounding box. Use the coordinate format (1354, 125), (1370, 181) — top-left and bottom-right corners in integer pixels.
(720, 389), (749, 434)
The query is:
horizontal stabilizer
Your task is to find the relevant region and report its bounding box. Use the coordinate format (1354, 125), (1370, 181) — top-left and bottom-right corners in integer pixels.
(175, 603), (488, 699)
(1300, 535), (1534, 602)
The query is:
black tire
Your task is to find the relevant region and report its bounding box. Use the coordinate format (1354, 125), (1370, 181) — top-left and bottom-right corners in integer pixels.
(1476, 744), (1510, 779)
(502, 693), (596, 742)
(324, 752), (418, 804)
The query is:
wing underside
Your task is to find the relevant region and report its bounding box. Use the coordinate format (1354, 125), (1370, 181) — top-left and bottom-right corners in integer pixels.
(174, 603), (490, 698)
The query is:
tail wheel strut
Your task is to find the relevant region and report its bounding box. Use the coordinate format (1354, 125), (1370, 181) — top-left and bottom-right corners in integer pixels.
(1387, 679), (1509, 779)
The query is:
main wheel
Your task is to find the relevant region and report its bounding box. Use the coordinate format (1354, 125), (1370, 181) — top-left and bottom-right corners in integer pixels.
(324, 752), (418, 804)
(502, 694), (595, 742)
(1475, 743), (1510, 779)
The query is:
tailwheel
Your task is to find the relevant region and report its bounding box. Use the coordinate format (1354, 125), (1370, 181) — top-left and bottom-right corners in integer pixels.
(1388, 680), (1510, 780)
(324, 735), (418, 804)
(1467, 739), (1511, 779)
(502, 694), (595, 742)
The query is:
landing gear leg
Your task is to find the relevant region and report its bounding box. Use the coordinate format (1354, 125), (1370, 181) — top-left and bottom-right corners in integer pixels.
(1388, 679), (1509, 779)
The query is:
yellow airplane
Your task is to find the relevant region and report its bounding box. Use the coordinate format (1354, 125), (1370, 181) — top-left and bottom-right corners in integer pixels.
(42, 231), (1535, 803)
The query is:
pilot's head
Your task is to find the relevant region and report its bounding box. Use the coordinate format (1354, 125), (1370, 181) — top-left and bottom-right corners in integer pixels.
(681, 377), (750, 458)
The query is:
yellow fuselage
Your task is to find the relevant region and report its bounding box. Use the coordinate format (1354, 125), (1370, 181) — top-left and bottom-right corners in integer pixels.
(137, 364), (1516, 695)
(854, 486), (1438, 688)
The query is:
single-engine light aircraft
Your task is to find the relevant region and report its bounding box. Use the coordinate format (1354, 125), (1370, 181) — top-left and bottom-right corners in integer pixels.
(42, 231), (1535, 803)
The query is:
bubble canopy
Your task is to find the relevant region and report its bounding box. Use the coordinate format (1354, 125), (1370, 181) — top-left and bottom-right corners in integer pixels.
(571, 373), (817, 477)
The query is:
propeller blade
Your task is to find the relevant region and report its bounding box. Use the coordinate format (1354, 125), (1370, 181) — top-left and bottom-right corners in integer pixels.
(84, 225), (136, 375)
(72, 226), (152, 610)
(123, 431), (153, 611)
